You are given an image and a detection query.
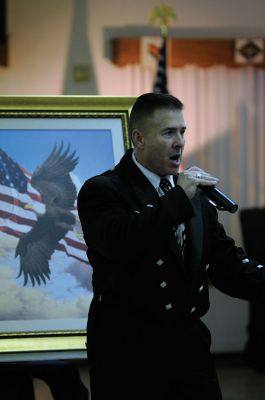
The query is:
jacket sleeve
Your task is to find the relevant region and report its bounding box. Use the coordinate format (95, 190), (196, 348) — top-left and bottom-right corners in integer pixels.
(77, 177), (194, 261)
(206, 200), (265, 302)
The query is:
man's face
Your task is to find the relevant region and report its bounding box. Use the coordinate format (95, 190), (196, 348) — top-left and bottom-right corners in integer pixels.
(134, 108), (186, 176)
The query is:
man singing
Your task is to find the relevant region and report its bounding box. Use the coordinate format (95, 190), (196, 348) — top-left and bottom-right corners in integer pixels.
(78, 92), (265, 399)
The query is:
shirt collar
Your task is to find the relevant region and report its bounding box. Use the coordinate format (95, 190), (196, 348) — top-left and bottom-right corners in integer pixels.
(132, 151), (174, 190)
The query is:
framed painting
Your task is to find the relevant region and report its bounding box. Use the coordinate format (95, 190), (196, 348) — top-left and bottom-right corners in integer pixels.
(0, 95), (135, 355)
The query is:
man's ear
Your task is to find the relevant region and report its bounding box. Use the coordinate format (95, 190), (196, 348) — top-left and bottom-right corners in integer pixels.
(132, 129), (145, 150)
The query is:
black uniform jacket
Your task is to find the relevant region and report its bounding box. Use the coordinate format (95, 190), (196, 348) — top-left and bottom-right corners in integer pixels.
(78, 149), (265, 323)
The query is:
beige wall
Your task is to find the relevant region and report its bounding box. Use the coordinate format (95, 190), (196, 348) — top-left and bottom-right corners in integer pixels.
(1, 0), (265, 95)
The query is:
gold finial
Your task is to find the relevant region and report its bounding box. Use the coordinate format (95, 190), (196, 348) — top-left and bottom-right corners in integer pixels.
(149, 4), (177, 37)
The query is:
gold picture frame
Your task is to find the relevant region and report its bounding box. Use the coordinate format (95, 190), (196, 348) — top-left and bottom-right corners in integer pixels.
(0, 95), (135, 356)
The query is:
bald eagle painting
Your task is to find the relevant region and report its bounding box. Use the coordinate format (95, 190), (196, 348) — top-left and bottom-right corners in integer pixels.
(15, 143), (79, 286)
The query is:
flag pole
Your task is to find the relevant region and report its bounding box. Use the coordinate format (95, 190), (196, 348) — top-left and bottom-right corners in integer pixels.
(149, 5), (177, 93)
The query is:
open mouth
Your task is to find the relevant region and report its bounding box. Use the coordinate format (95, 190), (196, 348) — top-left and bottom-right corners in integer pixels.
(170, 154), (181, 162)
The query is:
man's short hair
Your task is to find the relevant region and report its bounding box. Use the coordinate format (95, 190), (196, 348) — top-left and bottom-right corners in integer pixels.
(129, 93), (184, 142)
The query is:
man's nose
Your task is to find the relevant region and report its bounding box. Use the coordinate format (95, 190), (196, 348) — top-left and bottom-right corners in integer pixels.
(173, 133), (185, 147)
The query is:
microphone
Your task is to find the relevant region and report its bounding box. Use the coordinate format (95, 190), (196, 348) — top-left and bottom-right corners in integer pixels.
(199, 186), (238, 213)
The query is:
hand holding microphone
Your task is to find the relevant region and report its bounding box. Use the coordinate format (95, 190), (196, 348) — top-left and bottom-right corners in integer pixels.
(177, 166), (238, 213)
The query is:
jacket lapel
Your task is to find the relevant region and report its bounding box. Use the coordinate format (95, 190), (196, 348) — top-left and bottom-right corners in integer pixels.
(171, 175), (203, 268)
(116, 149), (159, 207)
(186, 193), (203, 270)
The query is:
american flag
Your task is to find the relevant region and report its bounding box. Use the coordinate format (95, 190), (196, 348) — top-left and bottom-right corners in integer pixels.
(0, 148), (88, 264)
(153, 37), (169, 94)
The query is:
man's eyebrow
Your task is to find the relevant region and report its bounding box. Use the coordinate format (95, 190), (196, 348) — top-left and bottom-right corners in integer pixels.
(161, 126), (186, 132)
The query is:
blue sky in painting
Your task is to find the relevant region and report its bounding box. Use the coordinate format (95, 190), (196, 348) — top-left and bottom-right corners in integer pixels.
(0, 129), (115, 184)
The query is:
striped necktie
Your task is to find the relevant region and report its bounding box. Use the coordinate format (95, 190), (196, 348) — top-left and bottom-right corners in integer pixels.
(159, 178), (186, 258)
(176, 223), (187, 258)
(159, 177), (172, 194)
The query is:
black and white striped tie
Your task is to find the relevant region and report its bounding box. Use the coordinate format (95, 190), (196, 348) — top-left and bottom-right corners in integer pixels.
(177, 223), (187, 258)
(159, 177), (172, 194)
(159, 178), (186, 258)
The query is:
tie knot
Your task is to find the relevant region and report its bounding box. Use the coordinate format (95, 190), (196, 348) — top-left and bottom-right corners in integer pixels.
(159, 177), (172, 194)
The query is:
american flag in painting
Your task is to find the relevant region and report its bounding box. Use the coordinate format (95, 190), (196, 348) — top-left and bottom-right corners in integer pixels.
(0, 148), (88, 264)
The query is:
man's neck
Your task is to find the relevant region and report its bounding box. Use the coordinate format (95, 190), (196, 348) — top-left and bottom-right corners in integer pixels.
(132, 150), (174, 188)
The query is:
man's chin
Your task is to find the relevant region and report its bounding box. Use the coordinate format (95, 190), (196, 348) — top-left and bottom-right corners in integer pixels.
(158, 165), (179, 176)
(169, 166), (180, 175)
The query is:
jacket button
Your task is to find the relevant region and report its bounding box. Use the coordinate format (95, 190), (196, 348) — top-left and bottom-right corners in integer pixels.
(156, 259), (164, 266)
(205, 264), (210, 271)
(160, 281), (167, 288)
(199, 285), (204, 293)
(165, 303), (173, 310)
(242, 258), (249, 263)
(190, 306), (196, 313)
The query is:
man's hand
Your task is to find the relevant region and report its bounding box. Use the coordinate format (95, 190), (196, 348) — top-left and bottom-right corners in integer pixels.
(177, 166), (219, 199)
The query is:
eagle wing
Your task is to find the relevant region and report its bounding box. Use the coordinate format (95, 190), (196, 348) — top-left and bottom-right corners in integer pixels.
(15, 143), (79, 286)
